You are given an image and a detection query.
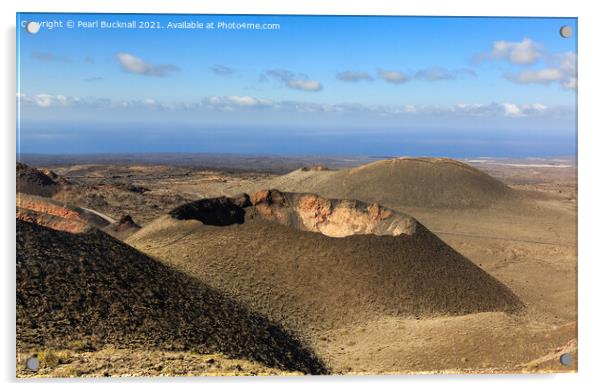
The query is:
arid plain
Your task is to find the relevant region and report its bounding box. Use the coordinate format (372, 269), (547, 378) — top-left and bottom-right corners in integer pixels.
(16, 154), (577, 376)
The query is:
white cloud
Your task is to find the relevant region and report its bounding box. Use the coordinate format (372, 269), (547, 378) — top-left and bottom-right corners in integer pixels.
(116, 52), (179, 77)
(505, 51), (576, 90)
(116, 53), (149, 73)
(557, 51), (577, 90)
(500, 103), (550, 117)
(562, 77), (577, 90)
(479, 38), (544, 65)
(506, 68), (564, 84)
(228, 96), (272, 107)
(557, 51), (577, 74)
(141, 98), (163, 109)
(263, 69), (323, 92)
(33, 94), (56, 107)
(451, 102), (552, 118)
(500, 103), (525, 117)
(378, 69), (409, 84)
(476, 38), (576, 91)
(286, 79), (322, 92)
(19, 93), (81, 107)
(203, 95), (273, 110)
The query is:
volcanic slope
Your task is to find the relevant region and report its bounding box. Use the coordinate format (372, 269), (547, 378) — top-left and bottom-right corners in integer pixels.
(260, 158), (522, 209)
(16, 162), (70, 197)
(127, 190), (523, 338)
(16, 193), (112, 234)
(16, 163), (113, 233)
(16, 219), (327, 375)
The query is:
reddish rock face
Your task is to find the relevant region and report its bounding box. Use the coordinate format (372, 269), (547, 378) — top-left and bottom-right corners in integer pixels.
(296, 194), (332, 229)
(174, 190), (418, 238)
(16, 208), (90, 234)
(250, 189), (271, 206)
(16, 194), (112, 234)
(17, 195), (84, 222)
(290, 193), (414, 238)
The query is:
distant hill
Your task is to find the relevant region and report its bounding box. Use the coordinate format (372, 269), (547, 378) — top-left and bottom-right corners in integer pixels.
(16, 162), (70, 197)
(262, 158), (522, 209)
(16, 220), (327, 374)
(128, 190), (523, 338)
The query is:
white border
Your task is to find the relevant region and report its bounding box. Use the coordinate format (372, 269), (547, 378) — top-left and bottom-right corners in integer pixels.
(2, 1), (600, 391)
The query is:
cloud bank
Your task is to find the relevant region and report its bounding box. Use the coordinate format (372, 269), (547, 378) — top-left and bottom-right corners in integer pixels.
(18, 92), (571, 119)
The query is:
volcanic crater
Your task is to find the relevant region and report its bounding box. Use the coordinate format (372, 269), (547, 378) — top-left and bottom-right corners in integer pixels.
(129, 190), (524, 337)
(169, 189), (417, 238)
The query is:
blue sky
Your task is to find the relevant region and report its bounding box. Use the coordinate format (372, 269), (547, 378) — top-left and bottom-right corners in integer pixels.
(17, 13), (577, 156)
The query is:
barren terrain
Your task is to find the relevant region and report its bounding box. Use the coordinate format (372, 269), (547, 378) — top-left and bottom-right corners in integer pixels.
(16, 154), (577, 376)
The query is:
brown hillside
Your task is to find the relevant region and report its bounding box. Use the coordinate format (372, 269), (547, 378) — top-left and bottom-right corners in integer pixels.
(262, 158), (521, 209)
(16, 220), (327, 374)
(128, 190), (523, 338)
(16, 162), (69, 197)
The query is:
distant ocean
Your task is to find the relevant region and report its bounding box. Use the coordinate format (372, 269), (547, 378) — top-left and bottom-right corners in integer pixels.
(17, 123), (577, 158)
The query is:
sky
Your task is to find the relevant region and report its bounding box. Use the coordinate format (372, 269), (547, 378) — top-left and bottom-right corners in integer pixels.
(17, 13), (577, 157)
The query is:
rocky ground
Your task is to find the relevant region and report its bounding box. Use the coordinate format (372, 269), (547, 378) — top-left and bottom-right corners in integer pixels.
(17, 348), (300, 377)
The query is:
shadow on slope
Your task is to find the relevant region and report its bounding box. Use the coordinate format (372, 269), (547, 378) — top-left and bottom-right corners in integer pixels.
(16, 220), (327, 375)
